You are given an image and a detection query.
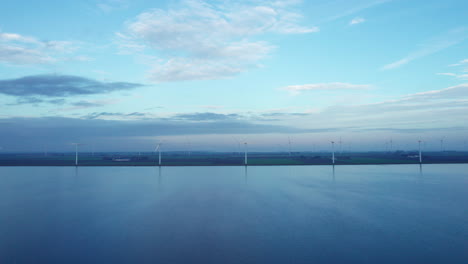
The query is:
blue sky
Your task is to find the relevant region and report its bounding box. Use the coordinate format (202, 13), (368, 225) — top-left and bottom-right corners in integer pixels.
(1, 0), (468, 152)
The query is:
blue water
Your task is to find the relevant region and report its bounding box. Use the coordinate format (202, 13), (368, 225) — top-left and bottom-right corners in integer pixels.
(0, 165), (467, 264)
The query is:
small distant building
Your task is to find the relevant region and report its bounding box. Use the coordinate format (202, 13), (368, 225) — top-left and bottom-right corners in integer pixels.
(112, 158), (131, 162)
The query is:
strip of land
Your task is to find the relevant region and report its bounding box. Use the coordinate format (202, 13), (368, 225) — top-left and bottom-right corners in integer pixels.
(1, 151), (467, 166)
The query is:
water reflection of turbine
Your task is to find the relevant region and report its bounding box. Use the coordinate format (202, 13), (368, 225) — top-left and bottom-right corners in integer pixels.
(331, 141), (335, 165)
(332, 164), (335, 182)
(244, 142), (248, 166)
(244, 165), (248, 183)
(418, 140), (423, 164)
(158, 166), (162, 190)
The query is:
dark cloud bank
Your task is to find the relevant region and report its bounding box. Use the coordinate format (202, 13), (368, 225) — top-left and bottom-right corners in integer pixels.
(0, 116), (331, 151)
(0, 74), (143, 97)
(0, 116), (465, 151)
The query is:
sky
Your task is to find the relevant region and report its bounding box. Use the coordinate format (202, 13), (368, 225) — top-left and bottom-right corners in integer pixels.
(1, 0), (468, 152)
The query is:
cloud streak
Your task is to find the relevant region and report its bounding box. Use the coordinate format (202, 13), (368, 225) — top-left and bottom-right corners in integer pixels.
(283, 82), (371, 94)
(0, 31), (79, 65)
(381, 27), (468, 70)
(321, 0), (392, 24)
(349, 17), (365, 25)
(0, 74), (144, 97)
(449, 58), (468, 67)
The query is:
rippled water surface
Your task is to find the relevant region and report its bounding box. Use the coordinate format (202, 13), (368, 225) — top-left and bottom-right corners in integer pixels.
(0, 165), (467, 263)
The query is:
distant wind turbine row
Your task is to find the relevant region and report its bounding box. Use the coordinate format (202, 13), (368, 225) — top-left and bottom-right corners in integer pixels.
(4, 136), (461, 166)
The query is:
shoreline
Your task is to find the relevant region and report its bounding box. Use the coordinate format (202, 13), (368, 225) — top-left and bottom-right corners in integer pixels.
(1, 161), (467, 167)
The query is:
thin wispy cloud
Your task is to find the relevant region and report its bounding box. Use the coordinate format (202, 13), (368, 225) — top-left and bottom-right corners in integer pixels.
(6, 97), (66, 106)
(448, 58), (468, 67)
(283, 82), (371, 94)
(437, 73), (457, 76)
(0, 31), (79, 65)
(401, 83), (468, 101)
(117, 0), (317, 82)
(83, 111), (147, 120)
(349, 17), (366, 25)
(54, 99), (122, 111)
(172, 112), (242, 122)
(96, 0), (129, 13)
(437, 72), (468, 79)
(321, 0), (392, 24)
(381, 27), (468, 70)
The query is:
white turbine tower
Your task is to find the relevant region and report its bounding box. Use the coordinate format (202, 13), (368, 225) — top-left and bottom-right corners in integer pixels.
(244, 142), (248, 166)
(418, 140), (423, 164)
(155, 142), (162, 166)
(288, 136), (292, 156)
(339, 137), (343, 155)
(71, 143), (84, 166)
(232, 137), (242, 157)
(331, 141), (335, 165)
(185, 137), (192, 156)
(440, 137), (445, 152)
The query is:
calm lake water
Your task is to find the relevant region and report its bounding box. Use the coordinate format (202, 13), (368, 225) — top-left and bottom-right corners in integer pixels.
(0, 165), (467, 264)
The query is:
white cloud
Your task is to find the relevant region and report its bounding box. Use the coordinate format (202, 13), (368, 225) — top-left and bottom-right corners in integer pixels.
(458, 74), (468, 80)
(321, 0), (392, 24)
(149, 58), (244, 82)
(0, 33), (38, 43)
(118, 0), (317, 82)
(349, 17), (365, 25)
(381, 27), (468, 70)
(0, 31), (82, 65)
(401, 84), (468, 101)
(449, 58), (468, 67)
(283, 82), (371, 94)
(436, 72), (457, 76)
(0, 45), (55, 64)
(436, 72), (468, 80)
(97, 0), (129, 13)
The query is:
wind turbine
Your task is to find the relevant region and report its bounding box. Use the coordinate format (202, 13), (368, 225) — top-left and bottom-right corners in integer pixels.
(185, 137), (192, 156)
(244, 141), (248, 166)
(288, 136), (292, 156)
(331, 141), (335, 165)
(71, 143), (84, 166)
(339, 137), (343, 155)
(418, 140), (423, 164)
(232, 137), (241, 156)
(155, 142), (162, 166)
(440, 137), (445, 152)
